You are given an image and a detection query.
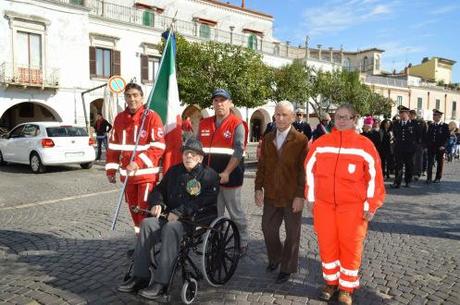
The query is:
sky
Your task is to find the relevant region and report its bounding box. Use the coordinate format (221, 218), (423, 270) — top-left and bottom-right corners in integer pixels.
(226, 0), (460, 82)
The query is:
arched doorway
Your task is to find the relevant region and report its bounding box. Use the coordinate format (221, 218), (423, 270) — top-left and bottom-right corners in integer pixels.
(250, 108), (270, 141)
(90, 98), (104, 127)
(0, 102), (61, 130)
(182, 104), (202, 135)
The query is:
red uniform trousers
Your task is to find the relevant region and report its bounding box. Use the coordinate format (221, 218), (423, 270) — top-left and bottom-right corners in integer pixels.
(313, 200), (368, 292)
(124, 182), (155, 233)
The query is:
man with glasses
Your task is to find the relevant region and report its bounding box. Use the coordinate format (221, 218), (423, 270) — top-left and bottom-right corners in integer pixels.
(117, 138), (220, 299)
(292, 108), (312, 140)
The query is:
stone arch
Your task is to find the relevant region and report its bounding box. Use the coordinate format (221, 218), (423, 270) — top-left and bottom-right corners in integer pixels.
(0, 101), (61, 130)
(250, 108), (271, 141)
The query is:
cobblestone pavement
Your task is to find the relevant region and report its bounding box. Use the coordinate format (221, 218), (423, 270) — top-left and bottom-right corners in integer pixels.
(0, 160), (459, 305)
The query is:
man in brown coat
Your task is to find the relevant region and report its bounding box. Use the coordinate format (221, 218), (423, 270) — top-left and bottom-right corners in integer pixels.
(255, 101), (308, 284)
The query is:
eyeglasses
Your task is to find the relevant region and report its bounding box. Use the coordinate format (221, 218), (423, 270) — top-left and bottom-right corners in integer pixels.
(183, 150), (199, 157)
(296, 113), (303, 116)
(335, 115), (354, 121)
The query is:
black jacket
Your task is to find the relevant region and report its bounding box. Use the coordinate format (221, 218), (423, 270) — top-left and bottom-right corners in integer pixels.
(393, 120), (421, 153)
(425, 122), (449, 148)
(292, 121), (312, 140)
(147, 163), (220, 217)
(94, 119), (112, 136)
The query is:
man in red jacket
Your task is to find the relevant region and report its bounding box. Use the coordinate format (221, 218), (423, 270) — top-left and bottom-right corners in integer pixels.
(105, 83), (165, 234)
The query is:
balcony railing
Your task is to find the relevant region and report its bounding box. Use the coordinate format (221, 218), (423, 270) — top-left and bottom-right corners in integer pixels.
(0, 62), (60, 89)
(365, 75), (408, 88)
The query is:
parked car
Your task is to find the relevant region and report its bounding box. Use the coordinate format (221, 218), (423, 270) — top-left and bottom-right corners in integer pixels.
(0, 122), (96, 173)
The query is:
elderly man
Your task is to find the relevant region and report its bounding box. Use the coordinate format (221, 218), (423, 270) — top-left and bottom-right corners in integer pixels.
(255, 101), (308, 284)
(198, 88), (249, 255)
(117, 138), (220, 299)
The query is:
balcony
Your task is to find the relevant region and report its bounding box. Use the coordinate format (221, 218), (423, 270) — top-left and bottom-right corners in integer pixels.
(0, 62), (60, 89)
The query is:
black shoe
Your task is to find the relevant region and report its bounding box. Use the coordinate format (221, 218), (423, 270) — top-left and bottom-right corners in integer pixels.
(138, 283), (166, 300)
(275, 272), (291, 284)
(266, 262), (279, 272)
(126, 248), (135, 259)
(433, 179), (440, 183)
(390, 184), (400, 189)
(117, 277), (148, 293)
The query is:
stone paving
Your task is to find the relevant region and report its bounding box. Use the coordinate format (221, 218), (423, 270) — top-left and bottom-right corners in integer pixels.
(0, 159), (459, 305)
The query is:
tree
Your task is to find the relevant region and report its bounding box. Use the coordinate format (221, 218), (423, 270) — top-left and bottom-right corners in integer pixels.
(169, 35), (273, 109)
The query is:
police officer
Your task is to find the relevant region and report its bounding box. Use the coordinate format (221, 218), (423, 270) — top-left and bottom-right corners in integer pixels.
(391, 106), (421, 188)
(425, 109), (449, 183)
(292, 108), (312, 140)
(409, 109), (426, 181)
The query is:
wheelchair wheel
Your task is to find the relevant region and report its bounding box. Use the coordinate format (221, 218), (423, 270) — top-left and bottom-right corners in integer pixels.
(181, 278), (198, 304)
(201, 217), (240, 287)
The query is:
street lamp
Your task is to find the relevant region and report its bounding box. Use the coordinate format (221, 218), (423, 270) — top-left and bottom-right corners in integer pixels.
(229, 26), (235, 44)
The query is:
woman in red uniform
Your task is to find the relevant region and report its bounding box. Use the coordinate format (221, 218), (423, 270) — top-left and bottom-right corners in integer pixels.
(305, 104), (385, 305)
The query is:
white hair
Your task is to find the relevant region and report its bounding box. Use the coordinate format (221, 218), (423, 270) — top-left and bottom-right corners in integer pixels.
(275, 100), (295, 113)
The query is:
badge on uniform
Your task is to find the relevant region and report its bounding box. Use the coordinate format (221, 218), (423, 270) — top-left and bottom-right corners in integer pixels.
(224, 130), (232, 138)
(186, 178), (201, 196)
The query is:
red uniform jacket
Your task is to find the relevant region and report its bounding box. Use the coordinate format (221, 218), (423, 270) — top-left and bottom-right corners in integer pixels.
(305, 128), (385, 213)
(105, 106), (165, 184)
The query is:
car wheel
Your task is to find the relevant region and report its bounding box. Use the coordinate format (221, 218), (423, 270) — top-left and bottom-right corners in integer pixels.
(0, 150), (5, 165)
(30, 153), (46, 174)
(80, 162), (93, 169)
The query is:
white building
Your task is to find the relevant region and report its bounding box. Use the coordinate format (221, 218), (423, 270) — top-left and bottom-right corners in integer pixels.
(2, 0), (423, 142)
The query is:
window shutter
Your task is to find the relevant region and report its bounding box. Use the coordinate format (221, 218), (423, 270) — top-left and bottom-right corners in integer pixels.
(112, 50), (121, 76)
(89, 47), (96, 77)
(141, 54), (149, 84)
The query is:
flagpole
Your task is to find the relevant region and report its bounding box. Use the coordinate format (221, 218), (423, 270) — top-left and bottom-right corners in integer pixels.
(111, 29), (175, 231)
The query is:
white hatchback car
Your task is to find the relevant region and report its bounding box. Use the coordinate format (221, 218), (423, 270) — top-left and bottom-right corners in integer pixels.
(0, 122), (96, 173)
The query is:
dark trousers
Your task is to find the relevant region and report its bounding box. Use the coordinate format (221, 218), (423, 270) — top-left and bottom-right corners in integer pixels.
(261, 203), (302, 274)
(380, 151), (392, 178)
(427, 147), (445, 181)
(413, 144), (424, 177)
(394, 150), (415, 186)
(96, 135), (108, 160)
(132, 218), (184, 285)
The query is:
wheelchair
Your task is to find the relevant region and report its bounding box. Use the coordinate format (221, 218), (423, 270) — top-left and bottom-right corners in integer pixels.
(124, 206), (241, 304)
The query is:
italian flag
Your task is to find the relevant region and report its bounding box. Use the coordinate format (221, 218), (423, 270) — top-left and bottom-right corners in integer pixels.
(148, 31), (182, 173)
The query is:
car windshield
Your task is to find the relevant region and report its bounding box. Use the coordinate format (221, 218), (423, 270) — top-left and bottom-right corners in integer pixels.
(46, 126), (88, 137)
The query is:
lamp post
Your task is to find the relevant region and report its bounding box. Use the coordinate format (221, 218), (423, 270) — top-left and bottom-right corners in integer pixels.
(229, 26), (235, 44)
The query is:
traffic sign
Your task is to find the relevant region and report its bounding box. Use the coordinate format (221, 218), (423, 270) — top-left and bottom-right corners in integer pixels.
(108, 75), (126, 94)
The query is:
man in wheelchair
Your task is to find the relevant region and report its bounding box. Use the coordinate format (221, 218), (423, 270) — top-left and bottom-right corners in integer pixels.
(118, 138), (220, 299)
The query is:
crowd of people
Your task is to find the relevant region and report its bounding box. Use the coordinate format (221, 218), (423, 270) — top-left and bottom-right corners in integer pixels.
(102, 83), (458, 305)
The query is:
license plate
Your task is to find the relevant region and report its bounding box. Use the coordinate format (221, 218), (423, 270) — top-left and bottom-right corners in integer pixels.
(65, 152), (84, 159)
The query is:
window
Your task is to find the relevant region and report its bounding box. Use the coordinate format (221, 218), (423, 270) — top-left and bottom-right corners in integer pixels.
(46, 126), (88, 137)
(375, 55), (380, 70)
(142, 10), (154, 27)
(248, 34), (258, 50)
(89, 47), (120, 78)
(417, 97), (423, 110)
(435, 99), (440, 110)
(199, 24), (211, 39)
(69, 0), (84, 5)
(16, 31), (43, 84)
(396, 96), (403, 106)
(343, 57), (352, 71)
(273, 43), (280, 56)
(362, 56), (368, 72)
(452, 101), (457, 119)
(9, 125), (25, 138)
(23, 124), (39, 137)
(141, 55), (160, 84)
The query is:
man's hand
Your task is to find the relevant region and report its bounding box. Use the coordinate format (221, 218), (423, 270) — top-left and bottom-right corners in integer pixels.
(150, 205), (162, 218)
(292, 197), (304, 213)
(363, 211), (375, 221)
(219, 172), (230, 184)
(167, 212), (179, 222)
(107, 175), (116, 184)
(126, 161), (139, 175)
(255, 190), (264, 207)
(306, 201), (314, 215)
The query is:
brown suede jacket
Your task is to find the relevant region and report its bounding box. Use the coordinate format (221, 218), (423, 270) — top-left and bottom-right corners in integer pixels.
(255, 127), (308, 207)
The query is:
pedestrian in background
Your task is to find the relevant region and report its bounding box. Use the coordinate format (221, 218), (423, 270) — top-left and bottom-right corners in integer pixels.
(255, 101), (308, 284)
(391, 106), (421, 188)
(94, 112), (112, 161)
(425, 109), (449, 183)
(409, 109), (426, 181)
(378, 119), (394, 180)
(305, 103), (385, 305)
(292, 108), (312, 140)
(312, 113), (332, 141)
